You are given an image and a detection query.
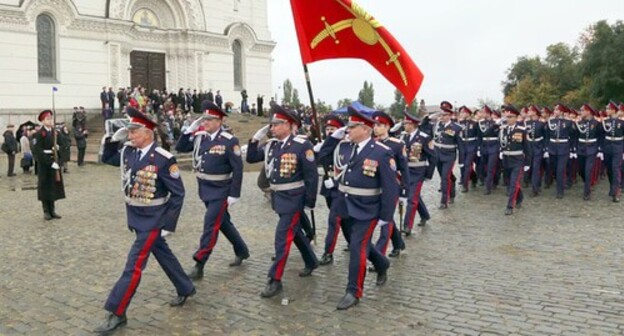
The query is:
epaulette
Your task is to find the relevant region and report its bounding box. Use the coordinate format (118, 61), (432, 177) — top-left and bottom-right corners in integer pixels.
(220, 131), (233, 140)
(155, 147), (174, 159)
(419, 131), (430, 138)
(387, 137), (401, 143)
(376, 141), (390, 151)
(293, 136), (306, 144)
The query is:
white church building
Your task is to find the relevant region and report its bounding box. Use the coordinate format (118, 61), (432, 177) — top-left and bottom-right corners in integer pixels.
(0, 0), (275, 125)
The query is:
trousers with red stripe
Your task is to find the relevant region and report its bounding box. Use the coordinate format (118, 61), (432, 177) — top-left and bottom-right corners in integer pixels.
(193, 200), (249, 264)
(346, 218), (390, 298)
(105, 229), (194, 316)
(578, 155), (597, 197)
(504, 165), (524, 209)
(404, 176), (431, 231)
(375, 221), (405, 255)
(549, 153), (569, 196)
(269, 211), (318, 281)
(323, 199), (351, 254)
(436, 160), (455, 205)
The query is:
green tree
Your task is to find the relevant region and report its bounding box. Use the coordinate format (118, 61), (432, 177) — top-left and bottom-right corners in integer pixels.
(357, 81), (375, 107)
(282, 79), (293, 105)
(292, 88), (301, 108)
(336, 98), (353, 108)
(477, 97), (500, 109)
(389, 89), (417, 118)
(315, 99), (332, 114)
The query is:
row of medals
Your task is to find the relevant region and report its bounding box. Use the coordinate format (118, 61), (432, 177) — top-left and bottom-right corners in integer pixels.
(279, 153), (297, 178)
(409, 143), (422, 162)
(130, 165), (158, 204)
(363, 159), (378, 177)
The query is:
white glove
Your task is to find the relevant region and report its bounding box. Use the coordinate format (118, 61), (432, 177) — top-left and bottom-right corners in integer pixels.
(252, 125), (270, 141)
(313, 142), (323, 153)
(51, 162), (60, 170)
(572, 153), (578, 159)
(524, 166), (530, 172)
(305, 206), (314, 211)
(477, 150), (481, 157)
(543, 152), (549, 159)
(112, 128), (129, 142)
(227, 197), (239, 207)
(458, 163), (464, 168)
(390, 122), (402, 133)
(330, 126), (347, 139)
(377, 219), (389, 227)
(399, 197), (408, 205)
(569, 153), (574, 159)
(323, 178), (336, 189)
(185, 118), (203, 134)
(161, 230), (173, 238)
(499, 152), (503, 160)
(597, 152), (604, 161)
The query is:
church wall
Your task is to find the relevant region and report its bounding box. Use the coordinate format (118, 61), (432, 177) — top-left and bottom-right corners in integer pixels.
(72, 0), (107, 17)
(0, 0), (20, 6)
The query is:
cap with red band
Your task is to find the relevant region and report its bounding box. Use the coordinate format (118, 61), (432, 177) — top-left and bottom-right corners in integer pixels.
(403, 111), (421, 124)
(529, 105), (541, 116)
(126, 107), (157, 130)
(372, 111), (394, 127)
(440, 101), (453, 114)
(270, 104), (301, 127)
(38, 110), (53, 121)
(458, 106), (472, 115)
(607, 101), (618, 111)
(201, 101), (227, 119)
(324, 115), (344, 128)
(347, 106), (374, 128)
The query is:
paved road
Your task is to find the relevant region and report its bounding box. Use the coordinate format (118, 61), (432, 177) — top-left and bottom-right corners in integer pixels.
(1, 161), (624, 335)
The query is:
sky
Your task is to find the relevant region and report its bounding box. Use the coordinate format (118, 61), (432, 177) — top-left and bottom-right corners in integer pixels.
(267, 0), (624, 108)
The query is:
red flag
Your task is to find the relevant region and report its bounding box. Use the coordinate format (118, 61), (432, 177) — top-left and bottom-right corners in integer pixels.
(290, 0), (424, 104)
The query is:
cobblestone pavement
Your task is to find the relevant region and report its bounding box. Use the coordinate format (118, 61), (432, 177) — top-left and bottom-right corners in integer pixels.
(1, 161), (624, 335)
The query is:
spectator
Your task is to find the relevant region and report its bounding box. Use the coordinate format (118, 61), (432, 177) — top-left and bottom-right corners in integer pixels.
(58, 124), (72, 173)
(257, 94), (264, 117)
(108, 87), (116, 113)
(2, 124), (18, 176)
(19, 127), (33, 174)
(117, 88), (127, 115)
(215, 90), (223, 109)
(207, 89), (214, 103)
(73, 123), (88, 167)
(100, 86), (109, 111)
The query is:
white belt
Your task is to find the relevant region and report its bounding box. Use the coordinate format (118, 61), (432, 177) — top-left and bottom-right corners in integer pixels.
(605, 136), (624, 141)
(43, 150), (53, 154)
(503, 150), (523, 156)
(270, 180), (305, 191)
(578, 138), (597, 143)
(528, 137), (544, 142)
(196, 172), (233, 181)
(434, 142), (457, 149)
(338, 184), (382, 196)
(125, 196), (169, 207)
(408, 161), (429, 167)
(482, 137), (498, 141)
(463, 137), (477, 142)
(549, 139), (568, 143)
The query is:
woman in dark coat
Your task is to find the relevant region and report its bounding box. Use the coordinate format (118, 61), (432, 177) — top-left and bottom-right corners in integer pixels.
(58, 124), (72, 173)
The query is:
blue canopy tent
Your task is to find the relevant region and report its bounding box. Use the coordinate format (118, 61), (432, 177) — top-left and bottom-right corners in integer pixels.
(331, 101), (376, 116)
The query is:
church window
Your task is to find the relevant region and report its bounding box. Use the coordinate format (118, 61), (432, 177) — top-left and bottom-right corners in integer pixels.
(37, 14), (57, 82)
(233, 40), (243, 90)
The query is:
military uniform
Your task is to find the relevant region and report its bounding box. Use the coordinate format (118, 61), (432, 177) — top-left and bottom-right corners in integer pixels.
(96, 108), (194, 333)
(401, 112), (434, 234)
(500, 105), (530, 215)
(246, 107), (319, 297)
(545, 104), (574, 198)
(477, 106), (501, 194)
(600, 102), (624, 201)
(31, 110), (65, 220)
(371, 111), (408, 256)
(524, 106), (547, 195)
(324, 107), (397, 310)
(433, 102), (465, 208)
(458, 107), (479, 192)
(176, 102), (249, 277)
(576, 104), (601, 200)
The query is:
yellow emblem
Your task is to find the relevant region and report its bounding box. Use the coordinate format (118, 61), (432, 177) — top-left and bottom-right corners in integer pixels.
(233, 145), (241, 156)
(310, 0), (409, 87)
(169, 164), (180, 179)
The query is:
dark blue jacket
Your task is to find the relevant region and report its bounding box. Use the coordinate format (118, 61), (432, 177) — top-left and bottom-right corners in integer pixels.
(575, 119), (601, 156)
(176, 130), (243, 201)
(246, 135), (318, 214)
(321, 137), (399, 222)
(545, 118), (574, 156)
(402, 130), (435, 181)
(600, 117), (624, 155)
(500, 122), (531, 168)
(524, 119), (546, 157)
(433, 121), (465, 163)
(459, 119), (479, 153)
(477, 119), (500, 155)
(377, 136), (410, 197)
(102, 141), (185, 232)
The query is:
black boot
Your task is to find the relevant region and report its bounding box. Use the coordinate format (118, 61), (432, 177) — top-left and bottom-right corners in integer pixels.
(299, 263), (317, 277)
(337, 292), (359, 310)
(169, 287), (196, 307)
(319, 253), (333, 265)
(49, 201), (62, 219)
(187, 262), (204, 281)
(260, 279), (282, 298)
(388, 249), (402, 258)
(94, 312), (127, 334)
(229, 253), (249, 267)
(504, 208), (513, 216)
(42, 202), (52, 221)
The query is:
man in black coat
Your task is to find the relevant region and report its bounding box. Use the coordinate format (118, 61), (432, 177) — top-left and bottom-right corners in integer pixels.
(74, 124), (88, 166)
(2, 124), (18, 176)
(215, 90), (223, 109)
(32, 110), (65, 220)
(100, 87), (109, 111)
(108, 87), (116, 113)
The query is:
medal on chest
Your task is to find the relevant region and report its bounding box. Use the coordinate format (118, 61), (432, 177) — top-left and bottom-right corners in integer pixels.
(362, 159), (378, 177)
(279, 153), (297, 178)
(409, 142), (423, 162)
(131, 164), (158, 204)
(209, 145), (226, 155)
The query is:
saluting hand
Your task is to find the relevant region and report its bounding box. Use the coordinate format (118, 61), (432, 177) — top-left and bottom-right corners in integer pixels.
(185, 117), (203, 134)
(330, 126), (347, 140)
(252, 125), (270, 141)
(112, 128), (129, 142)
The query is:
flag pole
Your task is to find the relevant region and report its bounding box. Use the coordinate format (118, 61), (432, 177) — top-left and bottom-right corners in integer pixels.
(52, 87), (60, 182)
(301, 63), (322, 244)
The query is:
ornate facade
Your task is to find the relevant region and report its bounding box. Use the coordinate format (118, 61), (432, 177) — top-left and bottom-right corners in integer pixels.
(0, 0), (275, 125)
